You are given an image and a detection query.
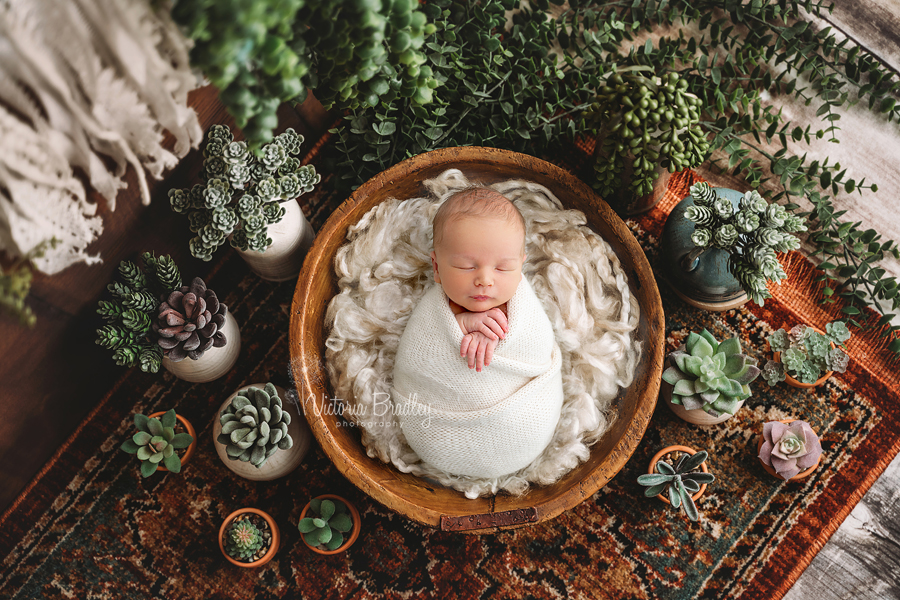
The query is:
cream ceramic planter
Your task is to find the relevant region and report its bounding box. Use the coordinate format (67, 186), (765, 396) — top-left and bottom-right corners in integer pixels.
(162, 312), (241, 383)
(236, 200), (315, 282)
(213, 383), (312, 480)
(661, 381), (743, 426)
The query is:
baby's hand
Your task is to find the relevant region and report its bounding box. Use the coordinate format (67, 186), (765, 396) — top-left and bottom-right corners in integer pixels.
(460, 332), (499, 372)
(455, 308), (508, 341)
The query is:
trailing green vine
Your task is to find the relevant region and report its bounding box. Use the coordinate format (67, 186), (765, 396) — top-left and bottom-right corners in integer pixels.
(322, 0), (900, 356)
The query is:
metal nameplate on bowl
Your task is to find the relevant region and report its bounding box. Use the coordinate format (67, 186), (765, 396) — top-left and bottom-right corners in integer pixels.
(440, 508), (538, 531)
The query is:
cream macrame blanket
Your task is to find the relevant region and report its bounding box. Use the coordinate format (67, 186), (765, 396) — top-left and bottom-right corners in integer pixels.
(323, 169), (641, 498)
(393, 277), (563, 479)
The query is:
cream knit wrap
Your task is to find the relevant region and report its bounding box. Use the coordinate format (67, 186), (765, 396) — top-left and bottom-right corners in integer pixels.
(393, 278), (564, 479)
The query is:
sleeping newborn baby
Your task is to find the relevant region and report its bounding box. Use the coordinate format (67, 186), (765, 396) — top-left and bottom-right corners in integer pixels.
(391, 187), (564, 479)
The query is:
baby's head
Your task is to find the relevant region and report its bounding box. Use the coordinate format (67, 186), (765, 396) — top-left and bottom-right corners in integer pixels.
(431, 187), (526, 312)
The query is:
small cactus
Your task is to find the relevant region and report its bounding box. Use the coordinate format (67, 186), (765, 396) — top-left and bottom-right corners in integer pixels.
(298, 498), (354, 551)
(120, 409), (193, 477)
(224, 517), (265, 561)
(217, 383), (293, 468)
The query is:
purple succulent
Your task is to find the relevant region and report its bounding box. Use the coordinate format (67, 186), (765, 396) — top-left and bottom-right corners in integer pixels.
(759, 420), (823, 480)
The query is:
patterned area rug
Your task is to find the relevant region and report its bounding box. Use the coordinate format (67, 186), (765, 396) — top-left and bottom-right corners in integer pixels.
(2, 138), (899, 600)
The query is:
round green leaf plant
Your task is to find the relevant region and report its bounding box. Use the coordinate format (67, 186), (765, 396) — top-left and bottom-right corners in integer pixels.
(662, 329), (761, 417)
(120, 409), (194, 477)
(298, 498), (354, 551)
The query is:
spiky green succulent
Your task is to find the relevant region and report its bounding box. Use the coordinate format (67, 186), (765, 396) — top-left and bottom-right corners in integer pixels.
(685, 182), (807, 306)
(120, 409), (193, 477)
(217, 383), (294, 468)
(96, 253), (183, 373)
(298, 498), (354, 551)
(224, 518), (265, 561)
(762, 321), (851, 385)
(637, 450), (716, 522)
(662, 329), (761, 417)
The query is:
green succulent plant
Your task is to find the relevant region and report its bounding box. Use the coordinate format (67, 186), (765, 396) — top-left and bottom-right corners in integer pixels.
(662, 329), (762, 417)
(298, 498), (354, 551)
(637, 449), (716, 522)
(586, 71), (710, 211)
(223, 517), (266, 561)
(120, 409), (194, 477)
(217, 383), (294, 468)
(169, 125), (320, 262)
(762, 321), (851, 385)
(95, 253), (183, 373)
(685, 182), (808, 306)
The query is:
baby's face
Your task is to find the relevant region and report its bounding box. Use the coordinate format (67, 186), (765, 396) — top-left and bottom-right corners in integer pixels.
(431, 216), (525, 312)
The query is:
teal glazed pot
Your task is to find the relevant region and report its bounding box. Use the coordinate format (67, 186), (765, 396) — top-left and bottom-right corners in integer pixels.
(661, 187), (749, 311)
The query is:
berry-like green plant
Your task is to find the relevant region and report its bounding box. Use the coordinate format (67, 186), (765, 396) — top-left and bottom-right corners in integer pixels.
(120, 409), (193, 478)
(586, 71), (710, 210)
(223, 517), (266, 561)
(637, 449), (715, 522)
(0, 238), (57, 327)
(95, 252), (183, 373)
(684, 182), (808, 306)
(762, 321), (851, 385)
(298, 497), (354, 551)
(662, 329), (761, 417)
(218, 383), (294, 467)
(169, 125), (320, 262)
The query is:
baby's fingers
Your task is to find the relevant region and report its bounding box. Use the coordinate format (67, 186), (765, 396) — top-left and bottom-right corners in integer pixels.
(460, 334), (472, 357)
(488, 308), (509, 333)
(483, 338), (497, 367)
(475, 340), (487, 372)
(478, 322), (500, 340)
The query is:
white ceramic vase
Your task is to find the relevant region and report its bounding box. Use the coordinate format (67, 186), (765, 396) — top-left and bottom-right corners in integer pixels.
(661, 381), (743, 426)
(236, 200), (315, 282)
(212, 383), (312, 481)
(161, 312), (241, 383)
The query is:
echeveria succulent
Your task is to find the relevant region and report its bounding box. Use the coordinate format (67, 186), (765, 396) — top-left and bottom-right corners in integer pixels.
(120, 409), (193, 477)
(298, 498), (354, 551)
(217, 383), (294, 468)
(758, 420), (823, 480)
(763, 322), (851, 385)
(662, 329), (761, 417)
(637, 449), (716, 522)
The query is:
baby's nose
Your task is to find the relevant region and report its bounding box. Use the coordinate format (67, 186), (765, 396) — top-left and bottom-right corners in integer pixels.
(474, 270), (493, 286)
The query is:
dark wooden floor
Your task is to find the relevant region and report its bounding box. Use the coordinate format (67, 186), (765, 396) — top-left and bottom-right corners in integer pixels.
(0, 85), (332, 513)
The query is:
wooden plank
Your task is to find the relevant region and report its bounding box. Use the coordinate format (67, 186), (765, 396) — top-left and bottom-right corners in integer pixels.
(824, 0), (900, 72)
(784, 451), (900, 599)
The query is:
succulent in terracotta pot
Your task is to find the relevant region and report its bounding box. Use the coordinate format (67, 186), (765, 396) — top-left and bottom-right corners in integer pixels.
(219, 508), (280, 567)
(762, 322), (851, 387)
(662, 329), (761, 419)
(120, 409), (195, 477)
(758, 419), (823, 481)
(217, 383), (294, 468)
(299, 495), (361, 554)
(638, 446), (715, 522)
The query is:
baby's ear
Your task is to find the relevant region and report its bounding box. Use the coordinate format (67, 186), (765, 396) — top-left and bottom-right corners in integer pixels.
(430, 251), (441, 283)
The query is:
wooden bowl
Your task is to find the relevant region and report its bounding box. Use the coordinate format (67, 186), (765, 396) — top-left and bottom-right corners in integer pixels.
(289, 146), (664, 532)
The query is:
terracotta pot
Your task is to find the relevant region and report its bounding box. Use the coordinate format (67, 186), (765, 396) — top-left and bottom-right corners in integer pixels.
(235, 200), (316, 282)
(757, 419), (822, 481)
(219, 508), (280, 567)
(147, 412), (196, 473)
(213, 383), (313, 481)
(771, 325), (833, 389)
(663, 386), (744, 425)
(300, 495), (361, 555)
(648, 445), (709, 505)
(161, 312), (241, 383)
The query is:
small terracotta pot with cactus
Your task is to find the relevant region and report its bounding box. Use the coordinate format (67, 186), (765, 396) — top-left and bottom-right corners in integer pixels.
(298, 495), (361, 555)
(120, 409), (195, 477)
(637, 445), (715, 522)
(219, 508), (280, 567)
